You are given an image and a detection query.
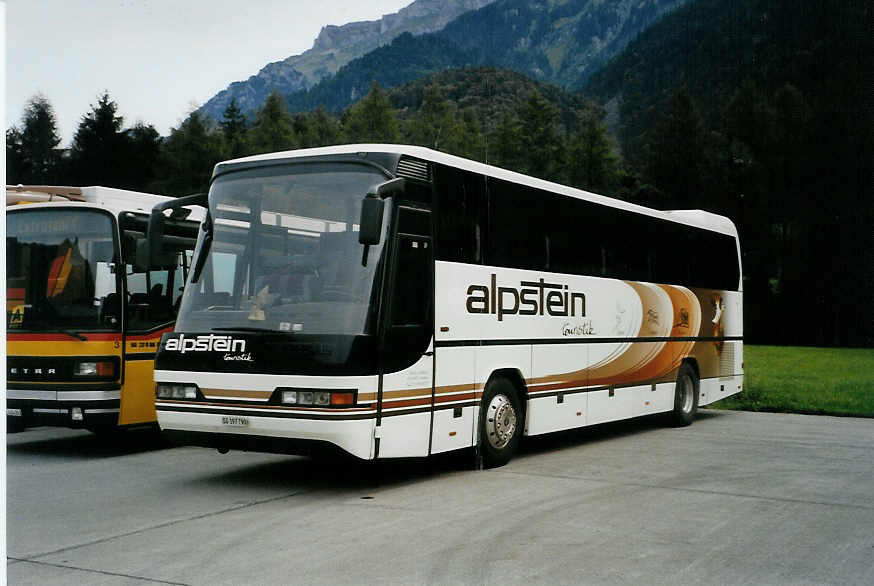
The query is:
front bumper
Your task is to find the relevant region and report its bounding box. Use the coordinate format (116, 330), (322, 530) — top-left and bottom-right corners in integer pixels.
(7, 388), (121, 429)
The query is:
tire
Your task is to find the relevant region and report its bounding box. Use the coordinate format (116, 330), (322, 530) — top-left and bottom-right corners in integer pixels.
(478, 377), (522, 468)
(669, 362), (699, 427)
(7, 416), (26, 434)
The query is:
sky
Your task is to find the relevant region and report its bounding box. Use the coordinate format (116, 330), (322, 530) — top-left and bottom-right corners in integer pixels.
(5, 0), (412, 147)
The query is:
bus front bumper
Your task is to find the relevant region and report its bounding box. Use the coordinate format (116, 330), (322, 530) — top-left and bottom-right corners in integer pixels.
(156, 404), (376, 460)
(6, 388), (121, 429)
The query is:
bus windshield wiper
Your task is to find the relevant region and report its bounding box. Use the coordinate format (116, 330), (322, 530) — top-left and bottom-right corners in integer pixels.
(211, 327), (284, 334)
(58, 329), (87, 341)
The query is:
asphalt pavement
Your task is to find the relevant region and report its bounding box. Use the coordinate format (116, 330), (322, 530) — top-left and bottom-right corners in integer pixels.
(6, 409), (874, 585)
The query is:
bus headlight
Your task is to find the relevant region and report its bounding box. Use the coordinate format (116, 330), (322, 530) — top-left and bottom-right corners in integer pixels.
(156, 383), (199, 400)
(74, 360), (116, 378)
(278, 388), (355, 407)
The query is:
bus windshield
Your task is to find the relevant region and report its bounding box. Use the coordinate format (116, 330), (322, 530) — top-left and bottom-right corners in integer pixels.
(175, 163), (390, 339)
(6, 209), (118, 332)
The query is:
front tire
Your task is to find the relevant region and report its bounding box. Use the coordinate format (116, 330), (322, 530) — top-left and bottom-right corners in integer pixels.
(7, 416), (26, 433)
(478, 377), (522, 468)
(669, 362), (699, 426)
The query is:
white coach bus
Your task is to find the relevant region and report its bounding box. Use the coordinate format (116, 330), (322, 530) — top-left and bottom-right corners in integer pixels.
(151, 145), (743, 466)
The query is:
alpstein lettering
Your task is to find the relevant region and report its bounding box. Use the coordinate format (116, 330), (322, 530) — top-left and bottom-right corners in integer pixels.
(164, 334), (246, 354)
(466, 273), (586, 321)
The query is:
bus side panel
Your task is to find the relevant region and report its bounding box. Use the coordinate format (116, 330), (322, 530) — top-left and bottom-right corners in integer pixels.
(377, 353), (433, 458)
(118, 358), (157, 426)
(687, 289), (744, 406)
(430, 346), (476, 455)
(527, 343), (588, 435)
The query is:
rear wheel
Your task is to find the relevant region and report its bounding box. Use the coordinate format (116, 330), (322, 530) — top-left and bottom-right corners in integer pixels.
(478, 377), (522, 468)
(669, 362), (699, 426)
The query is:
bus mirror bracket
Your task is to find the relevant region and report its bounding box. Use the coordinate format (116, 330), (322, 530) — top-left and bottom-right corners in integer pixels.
(143, 193), (206, 269)
(359, 177), (404, 246)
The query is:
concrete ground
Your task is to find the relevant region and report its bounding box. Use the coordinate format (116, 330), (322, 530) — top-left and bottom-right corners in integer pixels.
(6, 409), (874, 585)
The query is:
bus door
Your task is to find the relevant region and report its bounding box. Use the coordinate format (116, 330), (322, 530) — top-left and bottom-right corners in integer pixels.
(374, 205), (434, 458)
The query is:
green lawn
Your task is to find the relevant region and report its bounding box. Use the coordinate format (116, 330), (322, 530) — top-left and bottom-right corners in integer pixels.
(709, 345), (874, 417)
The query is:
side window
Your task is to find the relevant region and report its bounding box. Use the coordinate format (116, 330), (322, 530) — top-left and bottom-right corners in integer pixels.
(434, 165), (485, 264)
(391, 236), (432, 326)
(125, 251), (187, 331)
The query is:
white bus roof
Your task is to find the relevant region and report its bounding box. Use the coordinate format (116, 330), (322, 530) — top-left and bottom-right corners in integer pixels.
(216, 144), (738, 238)
(6, 185), (205, 222)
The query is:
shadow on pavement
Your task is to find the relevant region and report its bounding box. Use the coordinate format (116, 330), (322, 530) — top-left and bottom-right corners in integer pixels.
(6, 426), (173, 459)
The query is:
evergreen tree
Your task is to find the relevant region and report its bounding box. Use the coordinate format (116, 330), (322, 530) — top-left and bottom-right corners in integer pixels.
(220, 98), (249, 158)
(342, 81), (400, 143)
(153, 111), (223, 196)
(10, 95), (62, 184)
(517, 91), (563, 180)
(567, 112), (620, 194)
(404, 84), (455, 150)
(645, 88), (706, 209)
(249, 92), (296, 154)
(6, 127), (27, 184)
(69, 92), (127, 186)
(121, 123), (162, 191)
(488, 111), (524, 171)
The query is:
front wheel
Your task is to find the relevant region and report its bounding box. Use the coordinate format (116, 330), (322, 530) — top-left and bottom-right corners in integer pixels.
(478, 377), (522, 468)
(668, 362), (699, 427)
(7, 416), (26, 433)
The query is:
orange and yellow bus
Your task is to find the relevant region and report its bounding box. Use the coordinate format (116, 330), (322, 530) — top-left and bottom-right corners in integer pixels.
(6, 185), (202, 433)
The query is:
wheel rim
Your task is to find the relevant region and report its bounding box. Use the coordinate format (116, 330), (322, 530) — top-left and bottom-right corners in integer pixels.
(679, 373), (694, 413)
(486, 394), (517, 450)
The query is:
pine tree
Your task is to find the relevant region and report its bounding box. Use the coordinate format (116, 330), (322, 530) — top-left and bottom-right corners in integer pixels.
(249, 92), (296, 154)
(517, 91), (563, 180)
(11, 95), (62, 184)
(153, 111), (223, 196)
(220, 98), (249, 158)
(342, 81), (399, 143)
(69, 92), (127, 186)
(567, 112), (620, 194)
(645, 88), (706, 209)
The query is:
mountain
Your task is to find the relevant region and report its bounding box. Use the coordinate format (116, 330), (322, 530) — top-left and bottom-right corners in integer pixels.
(439, 0), (689, 88)
(387, 67), (598, 134)
(583, 0), (874, 163)
(283, 0), (690, 114)
(198, 0), (495, 121)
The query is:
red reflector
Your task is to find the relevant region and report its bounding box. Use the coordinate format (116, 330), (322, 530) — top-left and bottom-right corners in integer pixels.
(96, 361), (114, 377)
(331, 392), (355, 406)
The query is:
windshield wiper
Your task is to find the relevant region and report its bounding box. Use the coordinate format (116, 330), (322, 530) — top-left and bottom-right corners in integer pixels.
(211, 327), (284, 334)
(58, 329), (87, 341)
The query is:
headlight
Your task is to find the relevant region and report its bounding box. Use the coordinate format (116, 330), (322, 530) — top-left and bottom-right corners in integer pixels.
(278, 388), (356, 407)
(156, 383), (198, 400)
(74, 360), (116, 378)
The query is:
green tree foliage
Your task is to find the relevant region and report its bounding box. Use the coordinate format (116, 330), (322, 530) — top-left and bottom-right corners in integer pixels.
(220, 98), (249, 159)
(295, 106), (342, 149)
(249, 92), (297, 154)
(121, 123), (162, 192)
(645, 88), (706, 209)
(567, 112), (620, 194)
(342, 81), (399, 143)
(517, 91), (564, 180)
(8, 95), (63, 184)
(69, 92), (128, 186)
(152, 111), (223, 196)
(401, 84), (485, 159)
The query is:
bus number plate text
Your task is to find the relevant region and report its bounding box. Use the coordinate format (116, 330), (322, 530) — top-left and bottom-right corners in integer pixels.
(221, 416), (249, 427)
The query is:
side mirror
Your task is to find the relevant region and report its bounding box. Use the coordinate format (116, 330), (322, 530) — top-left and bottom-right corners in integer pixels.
(101, 293), (121, 329)
(358, 177), (405, 246)
(358, 197), (385, 246)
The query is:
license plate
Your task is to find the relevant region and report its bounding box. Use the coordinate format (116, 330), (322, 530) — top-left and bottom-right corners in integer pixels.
(7, 408), (23, 417)
(221, 415), (249, 427)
